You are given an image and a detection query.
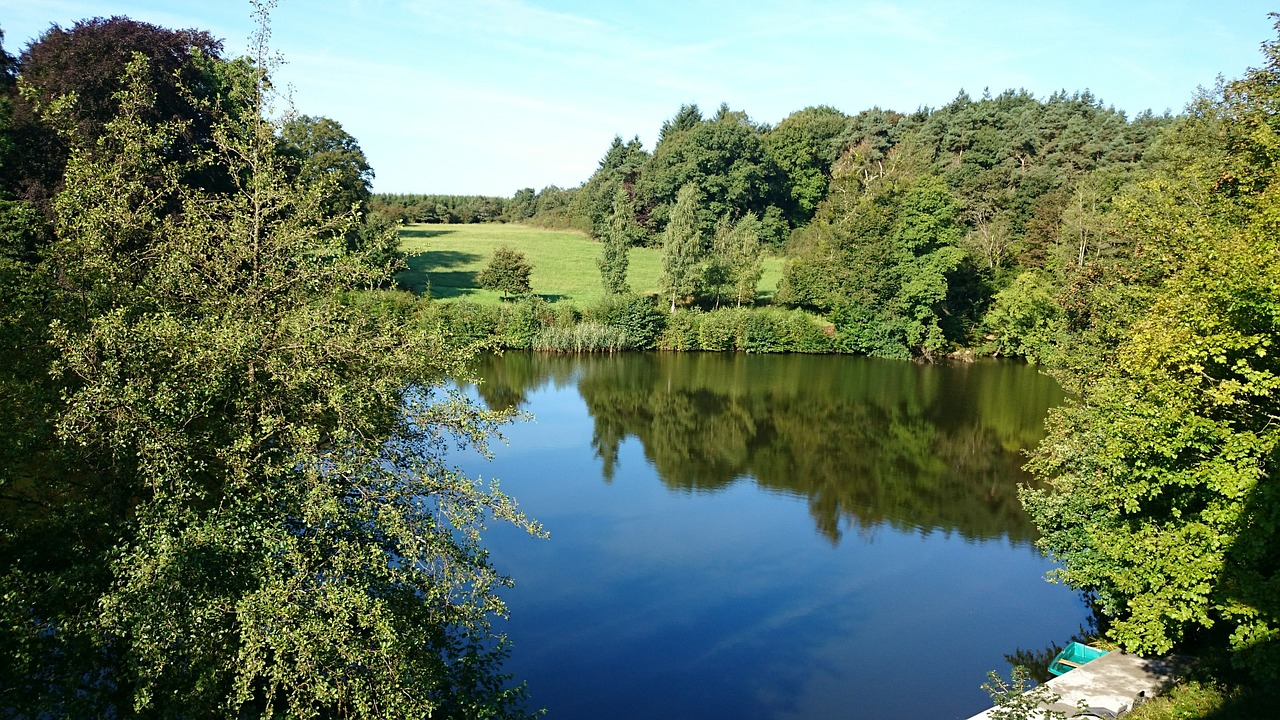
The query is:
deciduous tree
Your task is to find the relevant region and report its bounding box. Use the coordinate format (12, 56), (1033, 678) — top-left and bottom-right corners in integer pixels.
(1023, 22), (1280, 680)
(660, 183), (706, 312)
(478, 245), (533, 300)
(0, 23), (539, 718)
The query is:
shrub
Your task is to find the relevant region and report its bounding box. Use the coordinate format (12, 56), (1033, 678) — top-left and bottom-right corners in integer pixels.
(979, 271), (1062, 361)
(775, 310), (836, 353)
(658, 310), (699, 351)
(497, 296), (552, 349)
(586, 293), (666, 350)
(696, 309), (739, 351)
(420, 300), (500, 347)
(476, 245), (532, 300)
(832, 302), (911, 359)
(738, 310), (782, 353)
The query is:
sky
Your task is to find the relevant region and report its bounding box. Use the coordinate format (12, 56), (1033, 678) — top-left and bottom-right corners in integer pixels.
(2, 1), (1277, 195)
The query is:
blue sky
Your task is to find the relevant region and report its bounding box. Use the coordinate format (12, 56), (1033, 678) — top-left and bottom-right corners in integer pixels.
(2, 1), (1276, 195)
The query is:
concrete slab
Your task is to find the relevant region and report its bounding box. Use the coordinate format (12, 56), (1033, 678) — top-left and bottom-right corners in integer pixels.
(965, 651), (1193, 719)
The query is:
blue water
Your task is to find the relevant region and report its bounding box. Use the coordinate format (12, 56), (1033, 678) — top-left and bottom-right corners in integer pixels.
(463, 353), (1088, 719)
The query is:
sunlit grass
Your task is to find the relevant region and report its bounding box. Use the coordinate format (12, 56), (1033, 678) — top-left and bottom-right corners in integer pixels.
(396, 223), (783, 306)
(1125, 681), (1280, 720)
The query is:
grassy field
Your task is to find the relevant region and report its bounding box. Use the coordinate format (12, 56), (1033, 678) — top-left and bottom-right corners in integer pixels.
(396, 223), (784, 306)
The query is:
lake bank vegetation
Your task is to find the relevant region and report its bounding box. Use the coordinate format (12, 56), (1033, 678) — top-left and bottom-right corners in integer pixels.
(384, 87), (1173, 361)
(1, 3), (1278, 717)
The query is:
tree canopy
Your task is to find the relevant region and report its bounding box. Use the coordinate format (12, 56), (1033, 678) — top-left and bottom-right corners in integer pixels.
(1021, 20), (1280, 681)
(0, 12), (539, 718)
(477, 245), (534, 300)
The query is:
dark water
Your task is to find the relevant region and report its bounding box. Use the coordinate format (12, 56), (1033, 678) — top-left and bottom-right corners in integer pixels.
(462, 352), (1087, 720)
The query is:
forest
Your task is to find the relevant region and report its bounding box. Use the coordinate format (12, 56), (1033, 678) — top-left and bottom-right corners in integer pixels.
(0, 6), (1277, 720)
(381, 88), (1174, 362)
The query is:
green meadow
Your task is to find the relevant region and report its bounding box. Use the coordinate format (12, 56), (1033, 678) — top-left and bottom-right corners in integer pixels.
(397, 223), (783, 306)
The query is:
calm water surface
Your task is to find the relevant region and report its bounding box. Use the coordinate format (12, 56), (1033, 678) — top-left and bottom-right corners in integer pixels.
(461, 353), (1088, 720)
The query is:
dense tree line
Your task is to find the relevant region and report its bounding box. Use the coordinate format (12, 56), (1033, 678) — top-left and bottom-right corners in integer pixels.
(463, 91), (1171, 359)
(370, 192), (508, 225)
(0, 13), (538, 718)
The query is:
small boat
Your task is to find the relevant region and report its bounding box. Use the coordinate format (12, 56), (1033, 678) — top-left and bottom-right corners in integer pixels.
(1048, 642), (1109, 676)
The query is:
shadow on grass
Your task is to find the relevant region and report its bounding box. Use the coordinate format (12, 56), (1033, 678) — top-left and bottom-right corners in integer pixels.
(400, 227), (458, 240)
(396, 249), (482, 296)
(427, 270), (481, 299)
(1199, 685), (1280, 719)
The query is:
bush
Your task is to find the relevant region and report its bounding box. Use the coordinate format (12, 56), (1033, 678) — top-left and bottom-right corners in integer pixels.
(832, 302), (911, 359)
(658, 310), (699, 351)
(739, 310), (782, 353)
(586, 293), (666, 350)
(696, 309), (739, 351)
(497, 296), (552, 349)
(775, 310), (837, 353)
(550, 302), (581, 330)
(420, 300), (500, 347)
(979, 271), (1062, 361)
(654, 307), (838, 353)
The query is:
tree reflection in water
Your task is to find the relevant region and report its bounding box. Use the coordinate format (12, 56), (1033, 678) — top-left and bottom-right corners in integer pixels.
(470, 352), (1064, 545)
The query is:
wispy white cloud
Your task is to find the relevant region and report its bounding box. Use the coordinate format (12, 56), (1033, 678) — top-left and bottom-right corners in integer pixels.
(4, 0), (1276, 193)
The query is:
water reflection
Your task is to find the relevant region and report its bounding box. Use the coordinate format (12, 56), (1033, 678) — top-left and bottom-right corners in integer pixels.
(472, 352), (1063, 545)
(467, 352), (1083, 720)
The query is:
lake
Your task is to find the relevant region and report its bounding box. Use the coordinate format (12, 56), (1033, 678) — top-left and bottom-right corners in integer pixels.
(459, 352), (1089, 720)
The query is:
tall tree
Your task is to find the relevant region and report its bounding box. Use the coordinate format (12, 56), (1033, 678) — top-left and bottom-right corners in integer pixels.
(764, 105), (850, 224)
(727, 212), (764, 307)
(636, 103), (784, 236)
(1023, 22), (1280, 681)
(11, 16), (223, 212)
(0, 28), (539, 720)
(660, 183), (706, 312)
(572, 134), (648, 239)
(279, 114), (374, 217)
(597, 183), (638, 294)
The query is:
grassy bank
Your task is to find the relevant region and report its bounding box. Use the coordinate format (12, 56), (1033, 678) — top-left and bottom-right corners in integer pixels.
(396, 223), (783, 305)
(1125, 681), (1280, 720)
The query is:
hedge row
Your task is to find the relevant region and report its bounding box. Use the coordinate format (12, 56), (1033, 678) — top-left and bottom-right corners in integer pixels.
(419, 295), (835, 354)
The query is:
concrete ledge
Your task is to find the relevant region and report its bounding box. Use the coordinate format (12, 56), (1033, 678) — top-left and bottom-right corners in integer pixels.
(965, 652), (1193, 719)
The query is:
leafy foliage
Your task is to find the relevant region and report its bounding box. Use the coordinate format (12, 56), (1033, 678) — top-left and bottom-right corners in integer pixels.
(9, 16), (224, 212)
(636, 103), (786, 236)
(659, 183), (707, 312)
(0, 19), (539, 718)
(477, 245), (533, 300)
(280, 114), (373, 218)
(982, 666), (1073, 720)
(1022, 20), (1280, 681)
